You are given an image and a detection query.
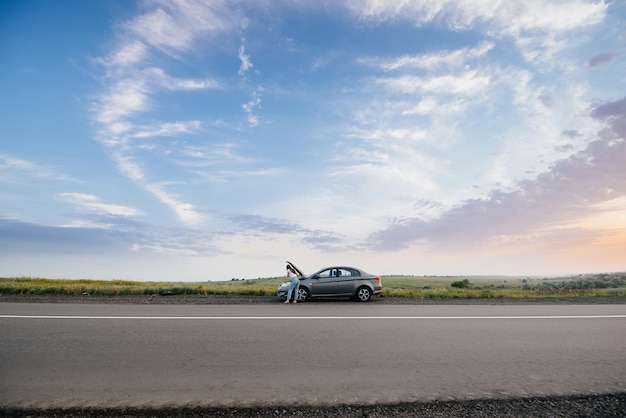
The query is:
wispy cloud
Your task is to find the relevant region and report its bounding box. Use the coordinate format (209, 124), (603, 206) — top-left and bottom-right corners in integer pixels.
(99, 40), (148, 69)
(370, 94), (626, 251)
(358, 42), (494, 72)
(345, 0), (607, 33)
(93, 72), (219, 136)
(2, 0), (622, 279)
(242, 90), (262, 127)
(376, 70), (491, 96)
(93, 78), (151, 127)
(339, 26), (600, 223)
(57, 192), (143, 218)
(238, 42), (253, 76)
(144, 183), (204, 226)
(126, 0), (243, 53)
(345, 0), (606, 30)
(90, 0), (244, 226)
(0, 154), (77, 183)
(345, 0), (607, 65)
(172, 143), (253, 169)
(146, 68), (222, 91)
(131, 120), (203, 139)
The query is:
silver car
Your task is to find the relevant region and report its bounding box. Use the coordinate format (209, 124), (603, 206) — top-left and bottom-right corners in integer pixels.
(278, 261), (382, 302)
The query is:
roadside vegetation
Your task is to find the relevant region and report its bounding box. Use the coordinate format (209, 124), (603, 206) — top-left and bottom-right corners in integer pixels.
(1, 273), (625, 299)
(380, 273), (626, 299)
(0, 277), (284, 297)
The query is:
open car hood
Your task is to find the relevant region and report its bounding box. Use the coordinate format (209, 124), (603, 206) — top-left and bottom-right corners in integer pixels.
(286, 260), (305, 277)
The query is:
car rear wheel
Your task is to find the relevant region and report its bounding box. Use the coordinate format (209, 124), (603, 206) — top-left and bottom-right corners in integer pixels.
(355, 287), (372, 302)
(297, 287), (309, 302)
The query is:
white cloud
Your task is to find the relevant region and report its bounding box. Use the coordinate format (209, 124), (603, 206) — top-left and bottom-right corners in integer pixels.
(344, 0), (608, 65)
(238, 43), (253, 76)
(173, 143), (253, 169)
(131, 120), (203, 139)
(57, 192), (143, 218)
(130, 8), (189, 51)
(376, 70), (491, 96)
(111, 151), (146, 183)
(402, 97), (436, 115)
(344, 0), (607, 33)
(106, 41), (148, 68)
(359, 42), (494, 72)
(127, 0), (243, 53)
(93, 71), (218, 132)
(79, 0), (620, 272)
(108, 151), (205, 226)
(144, 183), (204, 226)
(369, 93), (626, 251)
(0, 154), (40, 171)
(90, 0), (244, 226)
(346, 127), (429, 143)
(242, 91), (262, 126)
(0, 154), (76, 183)
(145, 68), (222, 91)
(501, 0), (606, 34)
(94, 78), (151, 126)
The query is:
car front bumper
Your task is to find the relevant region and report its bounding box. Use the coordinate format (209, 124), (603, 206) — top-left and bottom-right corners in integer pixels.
(277, 282), (290, 298)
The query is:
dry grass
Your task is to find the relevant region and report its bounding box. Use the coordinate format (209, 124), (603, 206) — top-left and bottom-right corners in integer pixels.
(1, 273), (625, 299)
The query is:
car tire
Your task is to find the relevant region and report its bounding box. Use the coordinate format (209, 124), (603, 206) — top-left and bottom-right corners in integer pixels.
(355, 286), (372, 302)
(297, 287), (309, 302)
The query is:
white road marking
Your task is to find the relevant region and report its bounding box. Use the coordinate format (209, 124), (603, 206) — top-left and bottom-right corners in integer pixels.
(1, 315), (625, 320)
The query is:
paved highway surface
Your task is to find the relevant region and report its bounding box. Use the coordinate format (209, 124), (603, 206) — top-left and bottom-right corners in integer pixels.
(1, 303), (625, 409)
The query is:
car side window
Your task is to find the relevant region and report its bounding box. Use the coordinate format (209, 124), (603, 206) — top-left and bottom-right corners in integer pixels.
(346, 268), (360, 277)
(317, 269), (332, 278)
(337, 268), (351, 277)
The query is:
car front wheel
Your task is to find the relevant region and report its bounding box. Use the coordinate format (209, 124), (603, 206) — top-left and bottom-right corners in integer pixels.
(297, 287), (309, 302)
(355, 287), (372, 302)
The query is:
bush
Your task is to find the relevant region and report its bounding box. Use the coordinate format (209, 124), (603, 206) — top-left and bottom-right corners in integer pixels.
(451, 279), (470, 289)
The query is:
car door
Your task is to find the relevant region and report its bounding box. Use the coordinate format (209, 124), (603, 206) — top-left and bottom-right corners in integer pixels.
(309, 268), (335, 295)
(332, 268), (357, 295)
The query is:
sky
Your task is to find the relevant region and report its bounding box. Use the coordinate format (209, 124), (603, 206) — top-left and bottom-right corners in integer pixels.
(1, 0), (625, 282)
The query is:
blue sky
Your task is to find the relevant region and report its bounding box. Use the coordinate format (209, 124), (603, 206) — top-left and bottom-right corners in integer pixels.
(1, 0), (625, 281)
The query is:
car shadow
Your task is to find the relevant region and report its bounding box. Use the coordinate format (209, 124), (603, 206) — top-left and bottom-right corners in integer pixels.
(278, 297), (382, 304)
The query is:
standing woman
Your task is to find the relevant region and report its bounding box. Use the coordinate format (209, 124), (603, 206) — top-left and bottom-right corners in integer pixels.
(285, 265), (300, 304)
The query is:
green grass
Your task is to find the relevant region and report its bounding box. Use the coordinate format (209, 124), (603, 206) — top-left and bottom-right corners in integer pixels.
(380, 274), (626, 299)
(0, 277), (286, 297)
(1, 273), (625, 299)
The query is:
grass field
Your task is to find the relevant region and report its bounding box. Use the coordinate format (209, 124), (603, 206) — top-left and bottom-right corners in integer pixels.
(380, 274), (626, 299)
(1, 273), (625, 299)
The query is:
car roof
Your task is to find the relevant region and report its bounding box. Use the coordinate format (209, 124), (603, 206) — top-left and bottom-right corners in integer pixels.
(287, 261), (371, 277)
(322, 266), (365, 273)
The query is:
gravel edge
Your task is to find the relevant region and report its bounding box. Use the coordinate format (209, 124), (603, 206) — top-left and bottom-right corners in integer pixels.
(2, 393), (625, 417)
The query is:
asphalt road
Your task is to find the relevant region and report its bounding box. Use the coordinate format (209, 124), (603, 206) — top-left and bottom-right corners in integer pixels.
(1, 303), (625, 409)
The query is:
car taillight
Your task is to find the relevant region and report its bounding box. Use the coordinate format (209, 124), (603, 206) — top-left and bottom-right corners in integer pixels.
(375, 276), (381, 283)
